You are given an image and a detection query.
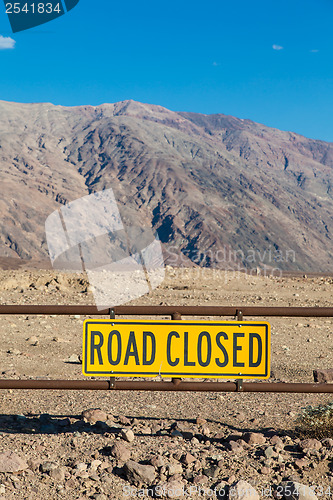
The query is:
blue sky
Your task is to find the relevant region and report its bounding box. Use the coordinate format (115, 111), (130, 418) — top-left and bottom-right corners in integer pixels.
(0, 0), (332, 141)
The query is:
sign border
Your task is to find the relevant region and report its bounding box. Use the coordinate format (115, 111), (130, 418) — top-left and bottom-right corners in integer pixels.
(83, 320), (270, 378)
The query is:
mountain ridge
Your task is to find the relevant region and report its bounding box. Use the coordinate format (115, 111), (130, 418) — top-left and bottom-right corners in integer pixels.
(0, 99), (332, 271)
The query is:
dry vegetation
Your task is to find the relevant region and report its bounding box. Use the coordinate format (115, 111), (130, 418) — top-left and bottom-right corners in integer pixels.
(295, 403), (333, 440)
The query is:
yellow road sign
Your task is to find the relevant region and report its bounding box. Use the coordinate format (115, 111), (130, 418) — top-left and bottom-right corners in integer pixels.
(82, 320), (270, 379)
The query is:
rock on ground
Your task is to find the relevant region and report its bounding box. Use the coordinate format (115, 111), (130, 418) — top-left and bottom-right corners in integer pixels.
(121, 428), (135, 443)
(82, 408), (108, 424)
(229, 480), (260, 500)
(0, 451), (28, 473)
(110, 442), (131, 461)
(124, 460), (156, 485)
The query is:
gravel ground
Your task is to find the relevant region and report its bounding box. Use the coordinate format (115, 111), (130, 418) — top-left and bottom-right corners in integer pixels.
(0, 267), (332, 499)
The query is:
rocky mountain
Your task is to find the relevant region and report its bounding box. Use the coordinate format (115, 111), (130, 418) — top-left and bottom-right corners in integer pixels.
(0, 99), (332, 272)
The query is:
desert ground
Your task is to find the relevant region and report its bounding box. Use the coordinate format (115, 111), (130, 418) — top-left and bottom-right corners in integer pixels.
(0, 267), (332, 499)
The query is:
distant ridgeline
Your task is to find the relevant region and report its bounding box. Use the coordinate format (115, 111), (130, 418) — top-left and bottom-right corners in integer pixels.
(0, 100), (332, 272)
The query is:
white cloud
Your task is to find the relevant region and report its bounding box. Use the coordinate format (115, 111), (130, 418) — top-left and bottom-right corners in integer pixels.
(272, 44), (283, 51)
(212, 61), (220, 66)
(0, 35), (15, 50)
(310, 49), (319, 53)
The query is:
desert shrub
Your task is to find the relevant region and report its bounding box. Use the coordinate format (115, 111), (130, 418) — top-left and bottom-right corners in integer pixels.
(295, 401), (333, 439)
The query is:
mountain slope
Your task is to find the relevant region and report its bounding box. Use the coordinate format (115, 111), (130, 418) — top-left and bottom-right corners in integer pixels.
(0, 99), (332, 271)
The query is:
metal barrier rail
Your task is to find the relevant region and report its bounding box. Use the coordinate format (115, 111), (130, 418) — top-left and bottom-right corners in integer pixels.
(1, 305), (333, 317)
(0, 380), (332, 393)
(0, 305), (333, 393)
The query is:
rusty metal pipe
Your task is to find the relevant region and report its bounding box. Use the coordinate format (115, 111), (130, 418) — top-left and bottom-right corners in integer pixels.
(0, 380), (333, 393)
(1, 305), (333, 317)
